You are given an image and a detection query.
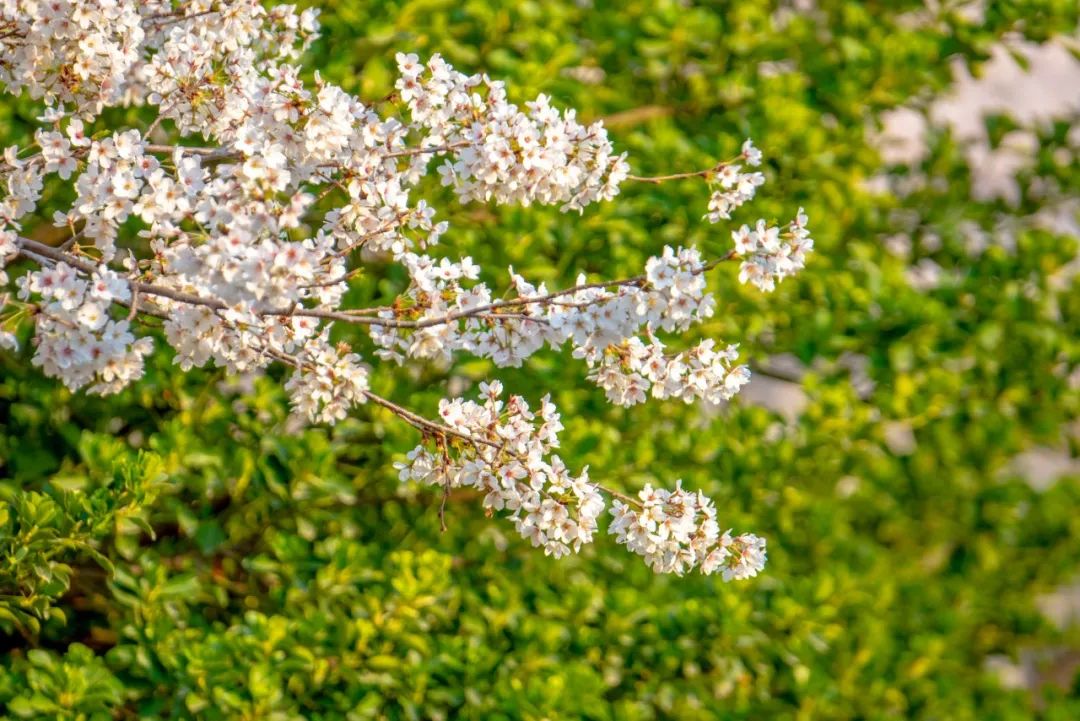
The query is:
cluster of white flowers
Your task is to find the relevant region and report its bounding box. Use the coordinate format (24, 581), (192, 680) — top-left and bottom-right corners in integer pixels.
(732, 209), (815, 292)
(397, 53), (629, 212)
(394, 382), (605, 559)
(0, 229), (13, 282)
(283, 332), (370, 424)
(704, 140), (766, 223)
(370, 244), (730, 405)
(609, 484), (766, 579)
(2, 144), (45, 224)
(0, 229), (18, 349)
(12, 260), (150, 393)
(0, 0), (817, 579)
(589, 338), (750, 407)
(393, 382), (758, 577)
(0, 0), (148, 115)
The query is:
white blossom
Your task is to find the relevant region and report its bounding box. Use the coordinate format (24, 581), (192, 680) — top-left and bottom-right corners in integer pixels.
(732, 210), (814, 292)
(0, 0), (815, 579)
(608, 482), (766, 579)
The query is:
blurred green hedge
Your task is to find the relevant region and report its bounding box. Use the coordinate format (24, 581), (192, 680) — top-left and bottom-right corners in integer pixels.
(2, 1), (1080, 719)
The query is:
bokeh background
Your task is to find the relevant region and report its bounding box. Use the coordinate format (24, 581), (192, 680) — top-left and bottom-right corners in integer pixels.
(2, 1), (1080, 719)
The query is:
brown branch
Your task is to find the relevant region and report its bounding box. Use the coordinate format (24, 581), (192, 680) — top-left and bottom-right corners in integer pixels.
(143, 141), (469, 166)
(143, 8), (221, 28)
(14, 236), (230, 315)
(144, 144), (235, 160)
(13, 237), (737, 333)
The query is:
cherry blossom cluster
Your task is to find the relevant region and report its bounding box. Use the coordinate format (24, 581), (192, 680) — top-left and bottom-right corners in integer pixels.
(610, 484), (767, 579)
(397, 53), (629, 211)
(12, 260), (151, 394)
(369, 243), (723, 392)
(0, 0), (817, 580)
(589, 338), (750, 407)
(393, 381), (605, 559)
(703, 140), (766, 223)
(1, 229), (18, 350)
(2, 144), (44, 223)
(0, 229), (13, 282)
(393, 383), (760, 577)
(283, 332), (370, 424)
(732, 209), (814, 292)
(0, 0), (148, 115)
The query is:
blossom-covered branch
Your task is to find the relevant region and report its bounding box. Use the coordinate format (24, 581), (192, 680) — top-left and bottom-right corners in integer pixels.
(0, 0), (815, 580)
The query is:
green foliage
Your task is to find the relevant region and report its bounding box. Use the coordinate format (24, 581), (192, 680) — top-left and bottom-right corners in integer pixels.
(1, 644), (124, 720)
(2, 1), (1080, 719)
(0, 442), (163, 636)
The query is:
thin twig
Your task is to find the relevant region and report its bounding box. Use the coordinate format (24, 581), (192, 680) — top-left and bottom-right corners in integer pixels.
(626, 158), (735, 184)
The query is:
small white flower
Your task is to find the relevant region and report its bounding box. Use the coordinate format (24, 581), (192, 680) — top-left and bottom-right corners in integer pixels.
(741, 138), (762, 166)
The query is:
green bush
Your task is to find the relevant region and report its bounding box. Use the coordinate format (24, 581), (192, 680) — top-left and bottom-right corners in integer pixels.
(2, 1), (1079, 719)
